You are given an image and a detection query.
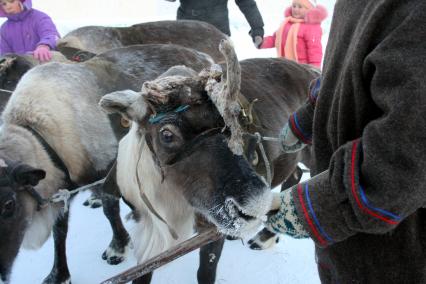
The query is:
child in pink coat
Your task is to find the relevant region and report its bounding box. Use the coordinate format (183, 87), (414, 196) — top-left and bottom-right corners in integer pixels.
(260, 0), (327, 68)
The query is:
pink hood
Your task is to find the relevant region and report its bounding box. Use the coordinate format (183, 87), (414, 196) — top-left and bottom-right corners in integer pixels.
(284, 4), (328, 24)
(0, 0), (32, 18)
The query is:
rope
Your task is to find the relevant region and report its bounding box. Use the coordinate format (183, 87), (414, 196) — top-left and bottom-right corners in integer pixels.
(0, 88), (13, 94)
(254, 132), (273, 186)
(49, 178), (105, 212)
(253, 133), (311, 185)
(261, 136), (280, 142)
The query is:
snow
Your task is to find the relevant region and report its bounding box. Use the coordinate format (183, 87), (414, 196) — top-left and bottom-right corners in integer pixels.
(9, 1), (337, 283)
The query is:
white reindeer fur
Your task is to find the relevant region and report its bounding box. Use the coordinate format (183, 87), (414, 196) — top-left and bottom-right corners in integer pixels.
(116, 124), (195, 263)
(0, 62), (118, 249)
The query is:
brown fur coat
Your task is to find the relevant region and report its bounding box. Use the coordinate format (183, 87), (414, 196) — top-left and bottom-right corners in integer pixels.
(290, 0), (426, 282)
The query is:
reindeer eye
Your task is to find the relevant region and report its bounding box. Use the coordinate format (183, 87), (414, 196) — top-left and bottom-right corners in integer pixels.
(160, 129), (174, 143)
(1, 198), (15, 218)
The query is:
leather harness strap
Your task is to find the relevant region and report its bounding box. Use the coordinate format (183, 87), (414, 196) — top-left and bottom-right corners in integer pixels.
(24, 126), (78, 191)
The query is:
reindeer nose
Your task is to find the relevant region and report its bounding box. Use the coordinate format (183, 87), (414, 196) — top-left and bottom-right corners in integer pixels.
(224, 198), (256, 221)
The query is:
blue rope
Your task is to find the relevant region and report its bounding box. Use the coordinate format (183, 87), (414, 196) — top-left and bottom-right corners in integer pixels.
(148, 105), (190, 124)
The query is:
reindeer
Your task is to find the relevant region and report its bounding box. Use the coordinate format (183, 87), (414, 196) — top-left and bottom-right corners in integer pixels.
(58, 20), (227, 62)
(0, 44), (213, 284)
(0, 20), (227, 120)
(0, 53), (69, 119)
(99, 39), (317, 283)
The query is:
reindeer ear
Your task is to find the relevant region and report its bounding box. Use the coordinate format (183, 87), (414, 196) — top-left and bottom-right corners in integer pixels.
(99, 90), (149, 122)
(12, 164), (46, 186)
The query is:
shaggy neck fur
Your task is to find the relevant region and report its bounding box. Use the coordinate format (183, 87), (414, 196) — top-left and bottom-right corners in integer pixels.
(116, 125), (195, 263)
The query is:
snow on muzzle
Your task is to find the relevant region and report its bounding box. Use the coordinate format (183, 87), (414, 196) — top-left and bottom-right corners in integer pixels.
(208, 183), (272, 238)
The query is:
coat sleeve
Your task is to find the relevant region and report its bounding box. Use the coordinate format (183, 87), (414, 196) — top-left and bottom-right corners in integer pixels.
(34, 12), (60, 50)
(0, 27), (12, 55)
(291, 7), (426, 248)
(303, 24), (323, 68)
(260, 32), (276, 49)
(235, 0), (264, 38)
(287, 77), (321, 145)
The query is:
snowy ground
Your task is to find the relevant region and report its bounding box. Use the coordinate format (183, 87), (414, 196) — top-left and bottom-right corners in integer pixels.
(9, 1), (337, 283)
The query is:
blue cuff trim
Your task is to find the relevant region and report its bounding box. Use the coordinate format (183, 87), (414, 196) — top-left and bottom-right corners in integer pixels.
(304, 183), (334, 243)
(358, 185), (401, 221)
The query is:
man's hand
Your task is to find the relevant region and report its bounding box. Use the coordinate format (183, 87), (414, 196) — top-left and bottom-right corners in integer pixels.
(33, 45), (52, 62)
(253, 35), (263, 49)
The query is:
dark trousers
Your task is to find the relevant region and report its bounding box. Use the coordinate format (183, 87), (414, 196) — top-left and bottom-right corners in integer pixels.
(177, 5), (230, 36)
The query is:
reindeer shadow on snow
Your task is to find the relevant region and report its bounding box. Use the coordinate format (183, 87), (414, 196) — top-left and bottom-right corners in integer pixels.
(99, 39), (316, 284)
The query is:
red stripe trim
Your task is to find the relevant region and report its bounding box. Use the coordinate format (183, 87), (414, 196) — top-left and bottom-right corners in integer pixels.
(297, 184), (327, 246)
(350, 141), (398, 225)
(289, 115), (311, 144)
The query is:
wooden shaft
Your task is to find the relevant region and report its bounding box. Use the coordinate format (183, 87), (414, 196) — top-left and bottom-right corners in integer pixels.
(100, 228), (222, 284)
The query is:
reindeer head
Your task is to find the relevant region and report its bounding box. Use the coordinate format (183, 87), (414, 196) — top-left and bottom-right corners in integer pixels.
(99, 40), (272, 237)
(0, 158), (45, 284)
(0, 55), (34, 92)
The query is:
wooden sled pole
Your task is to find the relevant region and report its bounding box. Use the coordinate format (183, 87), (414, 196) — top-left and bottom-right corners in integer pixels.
(100, 228), (222, 284)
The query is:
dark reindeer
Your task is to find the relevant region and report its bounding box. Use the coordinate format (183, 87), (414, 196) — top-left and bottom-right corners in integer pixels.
(100, 39), (317, 283)
(0, 158), (46, 284)
(58, 20), (227, 62)
(0, 53), (69, 118)
(0, 44), (213, 284)
(0, 20), (227, 121)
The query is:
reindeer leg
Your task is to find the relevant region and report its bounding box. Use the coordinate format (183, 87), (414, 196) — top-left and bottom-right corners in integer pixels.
(248, 166), (304, 250)
(132, 272), (154, 284)
(197, 237), (225, 284)
(281, 166), (304, 190)
(132, 272), (153, 284)
(101, 193), (131, 265)
(42, 210), (71, 284)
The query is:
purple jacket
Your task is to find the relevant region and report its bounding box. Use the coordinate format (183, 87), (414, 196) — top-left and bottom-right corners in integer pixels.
(0, 0), (60, 55)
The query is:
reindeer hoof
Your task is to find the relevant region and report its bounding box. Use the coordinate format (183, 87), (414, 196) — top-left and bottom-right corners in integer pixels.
(248, 228), (280, 250)
(102, 241), (130, 265)
(102, 251), (124, 265)
(82, 195), (102, 208)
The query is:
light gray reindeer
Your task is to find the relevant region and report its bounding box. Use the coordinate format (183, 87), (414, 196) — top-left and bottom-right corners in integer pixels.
(0, 44), (213, 284)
